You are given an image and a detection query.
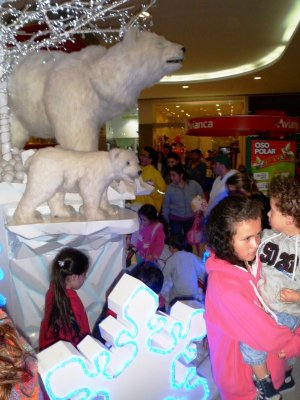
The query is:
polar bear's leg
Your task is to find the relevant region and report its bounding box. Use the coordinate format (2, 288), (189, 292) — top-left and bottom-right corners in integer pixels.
(10, 117), (30, 149)
(54, 120), (99, 151)
(13, 173), (62, 223)
(13, 206), (43, 224)
(13, 197), (43, 224)
(80, 185), (106, 220)
(99, 188), (120, 216)
(48, 193), (76, 218)
(83, 205), (106, 221)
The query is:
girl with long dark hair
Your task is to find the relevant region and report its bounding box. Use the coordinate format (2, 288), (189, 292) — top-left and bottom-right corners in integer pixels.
(39, 247), (90, 350)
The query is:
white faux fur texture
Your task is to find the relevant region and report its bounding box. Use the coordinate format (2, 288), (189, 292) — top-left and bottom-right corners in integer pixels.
(13, 147), (141, 224)
(8, 29), (185, 151)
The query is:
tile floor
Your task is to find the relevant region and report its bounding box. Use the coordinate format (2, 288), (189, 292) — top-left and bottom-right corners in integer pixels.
(283, 358), (300, 400)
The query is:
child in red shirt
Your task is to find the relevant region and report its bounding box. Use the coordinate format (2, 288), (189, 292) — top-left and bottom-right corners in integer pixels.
(39, 247), (90, 351)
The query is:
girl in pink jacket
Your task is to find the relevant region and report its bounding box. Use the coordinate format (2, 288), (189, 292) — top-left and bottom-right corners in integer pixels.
(204, 196), (300, 400)
(131, 204), (165, 263)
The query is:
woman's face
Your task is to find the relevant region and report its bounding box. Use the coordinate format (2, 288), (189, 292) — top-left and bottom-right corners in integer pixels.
(167, 158), (179, 168)
(139, 214), (151, 227)
(170, 171), (182, 184)
(232, 218), (261, 262)
(140, 150), (151, 166)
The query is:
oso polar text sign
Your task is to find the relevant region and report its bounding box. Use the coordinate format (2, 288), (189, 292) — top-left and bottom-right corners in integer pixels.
(249, 139), (296, 194)
(38, 274), (209, 400)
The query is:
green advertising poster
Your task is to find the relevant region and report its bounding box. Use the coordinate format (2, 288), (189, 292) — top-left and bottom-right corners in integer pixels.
(246, 138), (296, 194)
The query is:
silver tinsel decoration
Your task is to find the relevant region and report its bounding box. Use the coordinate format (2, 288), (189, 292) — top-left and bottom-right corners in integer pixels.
(0, 0), (155, 161)
(0, 0), (156, 79)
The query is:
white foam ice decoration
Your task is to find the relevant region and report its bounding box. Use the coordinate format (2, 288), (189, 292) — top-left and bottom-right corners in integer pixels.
(38, 274), (209, 400)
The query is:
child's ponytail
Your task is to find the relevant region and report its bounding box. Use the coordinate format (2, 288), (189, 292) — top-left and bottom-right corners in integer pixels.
(47, 248), (89, 342)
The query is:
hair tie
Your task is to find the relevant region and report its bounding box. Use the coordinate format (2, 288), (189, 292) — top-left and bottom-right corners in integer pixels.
(58, 260), (64, 268)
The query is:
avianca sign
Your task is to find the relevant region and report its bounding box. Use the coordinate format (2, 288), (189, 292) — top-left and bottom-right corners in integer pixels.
(185, 115), (300, 137)
(187, 120), (214, 129)
(276, 118), (299, 130)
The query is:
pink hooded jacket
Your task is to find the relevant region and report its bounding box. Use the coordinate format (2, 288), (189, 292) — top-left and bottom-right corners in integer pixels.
(204, 253), (300, 400)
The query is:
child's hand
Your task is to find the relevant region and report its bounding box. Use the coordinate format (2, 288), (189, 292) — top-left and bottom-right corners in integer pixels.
(278, 349), (286, 359)
(280, 288), (300, 303)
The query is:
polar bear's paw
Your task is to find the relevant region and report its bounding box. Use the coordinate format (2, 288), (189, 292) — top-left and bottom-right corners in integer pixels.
(104, 204), (120, 216)
(12, 210), (43, 225)
(51, 204), (76, 218)
(85, 209), (107, 221)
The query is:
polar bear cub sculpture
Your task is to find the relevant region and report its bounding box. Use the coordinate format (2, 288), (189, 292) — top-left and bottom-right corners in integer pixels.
(9, 28), (185, 151)
(13, 147), (141, 224)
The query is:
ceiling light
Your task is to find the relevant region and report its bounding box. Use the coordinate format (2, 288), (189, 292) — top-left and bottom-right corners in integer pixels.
(176, 105), (180, 108)
(161, 45), (285, 82)
(254, 76), (262, 80)
(160, 1), (300, 85)
(182, 85), (189, 89)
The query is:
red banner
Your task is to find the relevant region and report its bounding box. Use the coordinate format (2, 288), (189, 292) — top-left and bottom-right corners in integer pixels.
(185, 115), (300, 136)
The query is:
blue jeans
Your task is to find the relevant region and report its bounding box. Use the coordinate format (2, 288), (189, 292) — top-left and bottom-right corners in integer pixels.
(169, 218), (194, 252)
(169, 218), (193, 236)
(240, 312), (300, 366)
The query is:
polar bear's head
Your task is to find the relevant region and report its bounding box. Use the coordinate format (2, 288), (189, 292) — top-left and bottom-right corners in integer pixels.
(109, 148), (141, 182)
(106, 28), (185, 90)
(123, 28), (184, 70)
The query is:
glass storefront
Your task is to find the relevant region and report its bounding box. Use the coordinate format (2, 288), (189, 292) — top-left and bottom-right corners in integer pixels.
(151, 97), (247, 167)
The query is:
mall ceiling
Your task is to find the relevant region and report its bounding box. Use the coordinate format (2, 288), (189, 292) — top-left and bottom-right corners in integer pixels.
(138, 0), (300, 102)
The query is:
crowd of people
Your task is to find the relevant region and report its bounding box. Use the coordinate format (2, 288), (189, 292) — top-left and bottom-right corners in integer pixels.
(205, 177), (300, 400)
(128, 146), (300, 400)
(1, 143), (299, 400)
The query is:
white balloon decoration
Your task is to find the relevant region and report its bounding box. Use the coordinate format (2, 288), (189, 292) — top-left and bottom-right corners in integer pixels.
(0, 147), (25, 182)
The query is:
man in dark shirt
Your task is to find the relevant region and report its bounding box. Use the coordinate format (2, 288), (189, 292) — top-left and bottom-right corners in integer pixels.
(186, 149), (207, 188)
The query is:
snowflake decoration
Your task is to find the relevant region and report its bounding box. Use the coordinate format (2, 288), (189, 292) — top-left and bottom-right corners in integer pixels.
(38, 274), (209, 400)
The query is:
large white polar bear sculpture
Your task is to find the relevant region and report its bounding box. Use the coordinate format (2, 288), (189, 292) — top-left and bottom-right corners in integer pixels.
(12, 147), (141, 224)
(8, 29), (185, 151)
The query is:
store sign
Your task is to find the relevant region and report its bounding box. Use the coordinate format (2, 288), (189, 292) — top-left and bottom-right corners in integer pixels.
(186, 115), (300, 136)
(254, 142), (276, 155)
(38, 274), (208, 400)
(249, 139), (296, 194)
(187, 120), (214, 129)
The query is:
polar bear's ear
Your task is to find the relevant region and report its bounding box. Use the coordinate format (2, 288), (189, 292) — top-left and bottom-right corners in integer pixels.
(109, 148), (122, 161)
(122, 27), (140, 46)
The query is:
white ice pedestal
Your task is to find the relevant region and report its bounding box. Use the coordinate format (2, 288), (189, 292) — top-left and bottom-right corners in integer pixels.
(0, 183), (139, 350)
